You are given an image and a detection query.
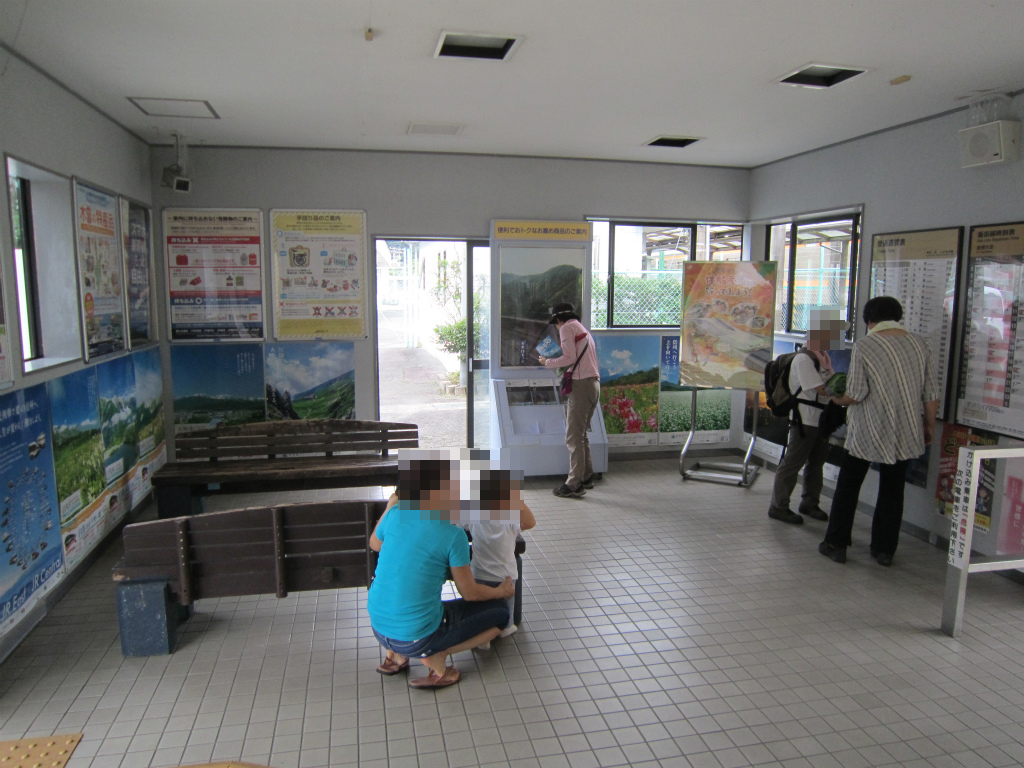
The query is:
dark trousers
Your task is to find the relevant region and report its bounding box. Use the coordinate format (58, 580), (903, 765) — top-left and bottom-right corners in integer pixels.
(824, 452), (910, 554)
(770, 424), (829, 513)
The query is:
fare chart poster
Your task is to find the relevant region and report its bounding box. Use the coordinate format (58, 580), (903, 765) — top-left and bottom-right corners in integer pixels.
(870, 227), (962, 420)
(956, 222), (1024, 439)
(120, 199), (153, 344)
(680, 261), (776, 390)
(270, 210), (368, 339)
(74, 181), (126, 360)
(164, 208), (264, 340)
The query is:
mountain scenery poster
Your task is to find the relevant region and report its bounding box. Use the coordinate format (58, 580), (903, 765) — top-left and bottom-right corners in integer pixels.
(596, 334), (660, 446)
(132, 346), (165, 456)
(97, 355), (138, 486)
(47, 367), (104, 524)
(171, 344), (266, 433)
(264, 341), (356, 420)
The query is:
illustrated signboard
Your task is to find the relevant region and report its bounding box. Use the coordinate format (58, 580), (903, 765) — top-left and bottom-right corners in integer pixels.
(270, 210), (367, 339)
(264, 342), (355, 420)
(680, 261), (776, 389)
(171, 344), (265, 434)
(658, 335), (730, 445)
(164, 208), (264, 340)
(97, 355), (138, 486)
(935, 422), (999, 531)
(74, 181), (125, 360)
(120, 198), (153, 345)
(47, 368), (104, 524)
(956, 222), (1024, 439)
(870, 227), (962, 419)
(595, 334), (659, 446)
(0, 385), (63, 634)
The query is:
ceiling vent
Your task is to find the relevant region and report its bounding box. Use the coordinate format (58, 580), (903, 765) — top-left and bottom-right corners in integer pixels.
(647, 136), (700, 149)
(128, 97), (219, 118)
(408, 122), (463, 136)
(435, 32), (519, 60)
(778, 64), (866, 89)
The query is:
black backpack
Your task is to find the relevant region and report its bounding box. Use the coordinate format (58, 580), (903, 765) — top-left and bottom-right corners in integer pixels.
(763, 349), (824, 434)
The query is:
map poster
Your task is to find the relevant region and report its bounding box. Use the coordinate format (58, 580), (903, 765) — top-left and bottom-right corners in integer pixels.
(658, 335), (731, 446)
(120, 198), (153, 345)
(74, 181), (126, 360)
(270, 210), (368, 339)
(935, 422), (998, 531)
(164, 208), (264, 340)
(0, 384), (63, 635)
(680, 261), (776, 390)
(870, 227), (962, 419)
(595, 334), (659, 446)
(956, 221), (1024, 439)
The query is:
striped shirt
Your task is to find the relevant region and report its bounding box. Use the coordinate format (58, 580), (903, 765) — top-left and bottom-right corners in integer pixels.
(543, 319), (600, 381)
(844, 330), (938, 464)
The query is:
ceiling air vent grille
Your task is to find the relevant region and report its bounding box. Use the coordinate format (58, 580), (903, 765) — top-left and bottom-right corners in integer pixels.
(408, 122), (463, 136)
(778, 64), (866, 89)
(435, 32), (519, 60)
(647, 136), (700, 149)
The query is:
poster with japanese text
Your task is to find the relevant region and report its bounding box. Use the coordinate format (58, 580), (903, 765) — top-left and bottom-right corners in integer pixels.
(680, 262), (776, 390)
(870, 227), (962, 419)
(595, 334), (659, 446)
(935, 422), (998, 531)
(133, 347), (165, 458)
(265, 342), (355, 420)
(658, 335), (730, 445)
(97, 355), (137, 487)
(171, 344), (265, 434)
(0, 385), (63, 636)
(47, 368), (104, 524)
(74, 181), (126, 360)
(270, 210), (367, 339)
(61, 476), (129, 570)
(164, 208), (264, 340)
(120, 198), (153, 345)
(957, 222), (1024, 439)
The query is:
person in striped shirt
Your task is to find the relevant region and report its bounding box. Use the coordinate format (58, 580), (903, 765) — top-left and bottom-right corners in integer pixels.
(819, 296), (939, 566)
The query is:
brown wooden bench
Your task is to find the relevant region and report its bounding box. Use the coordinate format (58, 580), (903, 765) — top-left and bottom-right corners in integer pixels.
(151, 419), (417, 519)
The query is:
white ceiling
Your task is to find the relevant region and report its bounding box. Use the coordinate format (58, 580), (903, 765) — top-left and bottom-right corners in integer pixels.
(3, 0), (1024, 168)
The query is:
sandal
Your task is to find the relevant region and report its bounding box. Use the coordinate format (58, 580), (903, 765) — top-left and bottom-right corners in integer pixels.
(376, 656), (410, 675)
(409, 666), (461, 689)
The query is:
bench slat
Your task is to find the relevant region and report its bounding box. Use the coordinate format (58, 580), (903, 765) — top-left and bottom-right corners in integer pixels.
(175, 429), (419, 448)
(192, 564), (368, 600)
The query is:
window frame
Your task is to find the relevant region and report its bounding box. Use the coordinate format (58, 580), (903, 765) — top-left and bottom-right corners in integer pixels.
(8, 176), (43, 361)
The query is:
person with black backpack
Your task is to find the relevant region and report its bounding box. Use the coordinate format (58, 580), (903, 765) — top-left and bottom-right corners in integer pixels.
(766, 311), (844, 525)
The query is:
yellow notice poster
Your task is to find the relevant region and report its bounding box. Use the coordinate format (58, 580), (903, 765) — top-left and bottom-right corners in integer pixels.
(680, 261), (776, 390)
(271, 210), (367, 339)
(493, 220), (592, 241)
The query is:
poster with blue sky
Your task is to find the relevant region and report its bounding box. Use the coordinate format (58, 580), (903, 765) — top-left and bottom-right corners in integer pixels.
(596, 334), (660, 446)
(171, 344), (265, 433)
(97, 355), (137, 486)
(0, 384), (63, 630)
(133, 347), (165, 456)
(658, 336), (731, 445)
(48, 368), (104, 523)
(264, 342), (355, 420)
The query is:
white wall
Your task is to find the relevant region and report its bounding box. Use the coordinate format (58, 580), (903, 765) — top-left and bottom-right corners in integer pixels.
(750, 96), (1024, 549)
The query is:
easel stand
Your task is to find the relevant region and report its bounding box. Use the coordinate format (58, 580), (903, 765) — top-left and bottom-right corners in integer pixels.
(679, 388), (760, 487)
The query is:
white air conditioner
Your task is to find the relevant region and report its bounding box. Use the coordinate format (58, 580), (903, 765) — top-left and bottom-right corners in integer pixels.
(958, 120), (1021, 168)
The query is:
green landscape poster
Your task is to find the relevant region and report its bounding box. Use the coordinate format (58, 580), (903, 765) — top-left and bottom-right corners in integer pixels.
(97, 355), (138, 485)
(171, 344), (265, 433)
(264, 341), (355, 420)
(47, 367), (104, 524)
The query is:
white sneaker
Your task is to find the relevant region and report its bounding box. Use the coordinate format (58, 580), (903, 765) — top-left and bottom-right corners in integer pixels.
(476, 641), (491, 651)
(498, 624), (518, 638)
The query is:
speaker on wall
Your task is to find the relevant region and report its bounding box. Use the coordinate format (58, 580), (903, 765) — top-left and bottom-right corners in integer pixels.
(958, 120), (1021, 168)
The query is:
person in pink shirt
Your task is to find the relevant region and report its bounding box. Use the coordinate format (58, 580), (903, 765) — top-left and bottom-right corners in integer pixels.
(538, 303), (601, 498)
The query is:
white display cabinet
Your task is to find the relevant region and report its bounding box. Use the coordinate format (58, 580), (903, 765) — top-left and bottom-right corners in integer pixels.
(490, 378), (608, 477)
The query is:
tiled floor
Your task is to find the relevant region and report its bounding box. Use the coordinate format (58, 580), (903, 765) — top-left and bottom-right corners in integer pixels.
(3, 458), (1024, 768)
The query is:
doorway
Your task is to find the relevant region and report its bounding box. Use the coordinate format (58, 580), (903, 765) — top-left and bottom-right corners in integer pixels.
(375, 239), (490, 449)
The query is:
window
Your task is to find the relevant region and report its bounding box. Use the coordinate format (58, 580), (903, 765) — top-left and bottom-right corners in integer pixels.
(768, 215), (859, 335)
(591, 220), (744, 328)
(6, 158), (81, 371)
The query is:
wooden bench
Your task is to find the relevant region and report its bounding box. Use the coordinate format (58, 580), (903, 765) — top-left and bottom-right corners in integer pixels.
(112, 500), (526, 656)
(151, 419), (418, 519)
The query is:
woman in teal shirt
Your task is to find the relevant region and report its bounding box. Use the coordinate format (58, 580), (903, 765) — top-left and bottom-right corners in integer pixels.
(368, 458), (514, 689)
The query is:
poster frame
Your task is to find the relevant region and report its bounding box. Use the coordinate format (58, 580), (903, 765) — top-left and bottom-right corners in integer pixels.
(269, 208), (369, 340)
(163, 207), (266, 343)
(956, 220), (1024, 440)
(118, 194), (158, 349)
(869, 225), (964, 421)
(72, 177), (128, 363)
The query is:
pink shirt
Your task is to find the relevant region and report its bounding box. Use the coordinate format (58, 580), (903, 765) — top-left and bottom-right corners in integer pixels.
(543, 320), (600, 381)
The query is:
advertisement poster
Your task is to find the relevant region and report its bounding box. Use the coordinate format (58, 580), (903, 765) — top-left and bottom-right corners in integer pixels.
(870, 228), (962, 419)
(957, 222), (1024, 439)
(133, 347), (165, 458)
(164, 208), (264, 340)
(74, 181), (126, 359)
(935, 423), (999, 530)
(0, 385), (63, 633)
(264, 341), (355, 420)
(499, 245), (585, 368)
(270, 210), (367, 339)
(129, 443), (167, 509)
(97, 355), (138, 486)
(171, 344), (265, 434)
(596, 334), (659, 446)
(998, 463), (1024, 555)
(120, 198), (153, 345)
(680, 261), (776, 389)
(658, 335), (730, 445)
(61, 476), (129, 570)
(47, 368), (104, 524)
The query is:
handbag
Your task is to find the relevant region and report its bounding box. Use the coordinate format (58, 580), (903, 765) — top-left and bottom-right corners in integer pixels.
(559, 336), (589, 396)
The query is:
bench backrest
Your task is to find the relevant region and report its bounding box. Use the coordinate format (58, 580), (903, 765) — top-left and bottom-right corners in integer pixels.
(174, 419), (418, 462)
(113, 500), (387, 603)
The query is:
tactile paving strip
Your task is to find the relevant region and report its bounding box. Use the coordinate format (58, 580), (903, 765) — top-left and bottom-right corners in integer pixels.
(0, 734), (82, 768)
